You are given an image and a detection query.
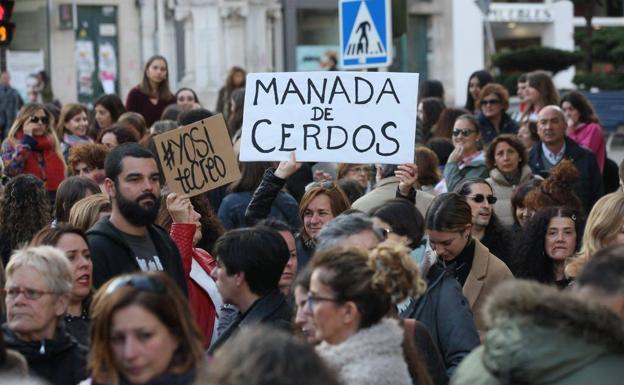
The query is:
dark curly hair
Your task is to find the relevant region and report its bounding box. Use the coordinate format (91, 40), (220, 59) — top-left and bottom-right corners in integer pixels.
(512, 206), (583, 284)
(485, 134), (528, 170)
(0, 175), (52, 265)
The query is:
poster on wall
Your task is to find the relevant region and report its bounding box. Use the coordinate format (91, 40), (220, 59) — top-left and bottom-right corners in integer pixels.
(98, 41), (117, 95)
(76, 40), (96, 97)
(6, 50), (45, 102)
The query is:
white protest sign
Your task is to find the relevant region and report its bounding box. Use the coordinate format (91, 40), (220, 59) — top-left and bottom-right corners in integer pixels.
(239, 71), (419, 164)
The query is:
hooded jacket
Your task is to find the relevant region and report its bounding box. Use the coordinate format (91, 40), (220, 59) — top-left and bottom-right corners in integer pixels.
(2, 324), (87, 385)
(86, 217), (187, 294)
(451, 280), (624, 385)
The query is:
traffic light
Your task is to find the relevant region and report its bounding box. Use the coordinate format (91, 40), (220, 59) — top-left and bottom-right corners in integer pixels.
(0, 1), (15, 46)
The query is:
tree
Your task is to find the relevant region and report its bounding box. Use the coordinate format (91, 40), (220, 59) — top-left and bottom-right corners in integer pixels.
(570, 0), (621, 72)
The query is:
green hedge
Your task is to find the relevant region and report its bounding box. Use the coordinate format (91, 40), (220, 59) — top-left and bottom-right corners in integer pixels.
(573, 72), (624, 90)
(492, 46), (584, 74)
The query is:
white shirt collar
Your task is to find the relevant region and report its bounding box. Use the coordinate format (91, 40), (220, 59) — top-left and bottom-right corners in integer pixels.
(542, 142), (566, 165)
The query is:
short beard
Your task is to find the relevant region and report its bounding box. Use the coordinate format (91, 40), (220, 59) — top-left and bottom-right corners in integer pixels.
(115, 189), (160, 227)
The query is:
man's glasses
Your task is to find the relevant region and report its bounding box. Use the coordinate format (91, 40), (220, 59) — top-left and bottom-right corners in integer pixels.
(468, 194), (497, 204)
(29, 115), (50, 125)
(307, 292), (341, 312)
(105, 274), (165, 295)
(2, 287), (55, 301)
(452, 128), (477, 137)
(480, 99), (501, 106)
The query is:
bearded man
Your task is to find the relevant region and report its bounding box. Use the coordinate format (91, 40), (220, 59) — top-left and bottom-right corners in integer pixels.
(87, 143), (187, 293)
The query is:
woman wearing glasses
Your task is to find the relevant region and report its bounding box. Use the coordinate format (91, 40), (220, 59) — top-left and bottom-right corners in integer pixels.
(310, 243), (431, 385)
(485, 134), (541, 227)
(3, 245), (87, 385)
(439, 114), (488, 193)
(475, 84), (519, 145)
(1, 103), (66, 200)
(336, 163), (371, 190)
(85, 272), (205, 385)
(425, 193), (513, 335)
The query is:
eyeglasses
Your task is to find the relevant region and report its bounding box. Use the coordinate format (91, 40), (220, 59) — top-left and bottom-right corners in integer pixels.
(468, 194), (497, 204)
(452, 128), (477, 137)
(305, 181), (336, 192)
(2, 287), (55, 301)
(307, 292), (341, 312)
(379, 227), (393, 239)
(105, 275), (165, 295)
(29, 115), (50, 125)
(481, 99), (501, 106)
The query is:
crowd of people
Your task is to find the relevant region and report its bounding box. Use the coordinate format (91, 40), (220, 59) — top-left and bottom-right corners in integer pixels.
(0, 58), (622, 385)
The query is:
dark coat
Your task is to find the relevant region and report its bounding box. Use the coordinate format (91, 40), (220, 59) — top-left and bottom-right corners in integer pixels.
(2, 324), (87, 385)
(218, 190), (300, 231)
(208, 289), (292, 354)
(86, 217), (187, 294)
(244, 169), (314, 268)
(476, 112), (519, 145)
(406, 320), (449, 385)
(528, 137), (603, 214)
(400, 265), (480, 377)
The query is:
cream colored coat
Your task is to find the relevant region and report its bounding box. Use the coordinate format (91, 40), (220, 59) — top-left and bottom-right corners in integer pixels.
(486, 165), (541, 227)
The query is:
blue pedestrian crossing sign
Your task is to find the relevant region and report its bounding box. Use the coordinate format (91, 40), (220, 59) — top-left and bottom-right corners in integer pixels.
(339, 0), (393, 69)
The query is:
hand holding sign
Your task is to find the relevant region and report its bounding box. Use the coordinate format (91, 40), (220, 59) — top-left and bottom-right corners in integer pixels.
(166, 193), (193, 224)
(275, 152), (302, 180)
(154, 114), (241, 197)
(395, 163), (418, 195)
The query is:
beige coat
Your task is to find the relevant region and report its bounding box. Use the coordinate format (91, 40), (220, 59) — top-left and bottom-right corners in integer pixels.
(486, 165), (541, 227)
(352, 176), (434, 218)
(463, 239), (514, 335)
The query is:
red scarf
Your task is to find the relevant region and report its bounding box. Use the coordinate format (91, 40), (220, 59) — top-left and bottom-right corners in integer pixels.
(16, 131), (65, 191)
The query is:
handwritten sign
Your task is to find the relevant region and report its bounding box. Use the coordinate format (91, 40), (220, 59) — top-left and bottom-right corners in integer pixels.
(239, 71), (419, 164)
(154, 114), (240, 197)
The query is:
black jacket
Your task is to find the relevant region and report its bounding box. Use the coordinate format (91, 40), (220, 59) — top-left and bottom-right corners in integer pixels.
(400, 264), (480, 377)
(86, 217), (187, 294)
(476, 112), (519, 145)
(244, 169), (315, 268)
(209, 289), (292, 354)
(2, 324), (87, 385)
(528, 137), (603, 214)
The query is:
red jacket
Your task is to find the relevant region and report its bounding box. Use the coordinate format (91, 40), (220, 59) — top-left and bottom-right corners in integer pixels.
(170, 223), (221, 348)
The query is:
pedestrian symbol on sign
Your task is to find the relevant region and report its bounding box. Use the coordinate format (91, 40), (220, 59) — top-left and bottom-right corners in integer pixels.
(340, 0), (392, 69)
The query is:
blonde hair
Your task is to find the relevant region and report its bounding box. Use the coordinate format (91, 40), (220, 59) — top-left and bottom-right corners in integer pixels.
(311, 242), (426, 328)
(68, 193), (111, 232)
(3, 103), (66, 170)
(369, 242), (427, 301)
(6, 245), (73, 295)
(566, 192), (624, 277)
